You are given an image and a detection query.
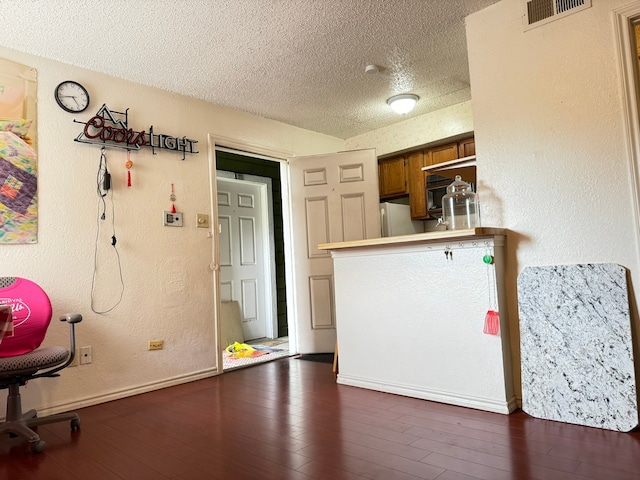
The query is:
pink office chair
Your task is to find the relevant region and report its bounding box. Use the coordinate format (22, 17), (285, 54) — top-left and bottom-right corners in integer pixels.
(0, 277), (81, 453)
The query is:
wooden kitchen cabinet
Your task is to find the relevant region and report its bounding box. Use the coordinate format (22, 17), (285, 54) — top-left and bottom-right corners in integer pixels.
(379, 136), (476, 220)
(430, 142), (459, 165)
(407, 149), (430, 219)
(409, 142), (459, 220)
(458, 137), (476, 158)
(378, 155), (408, 198)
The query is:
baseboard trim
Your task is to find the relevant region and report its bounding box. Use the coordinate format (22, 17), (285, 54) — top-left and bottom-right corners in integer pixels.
(337, 373), (517, 415)
(29, 367), (221, 418)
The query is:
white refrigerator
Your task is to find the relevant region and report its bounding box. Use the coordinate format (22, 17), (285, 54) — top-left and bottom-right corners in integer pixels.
(380, 202), (425, 237)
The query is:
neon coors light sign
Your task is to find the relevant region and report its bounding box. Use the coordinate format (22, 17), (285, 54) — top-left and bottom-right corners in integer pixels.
(74, 104), (198, 160)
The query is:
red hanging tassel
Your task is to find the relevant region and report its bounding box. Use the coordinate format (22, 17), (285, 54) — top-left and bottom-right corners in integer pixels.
(125, 151), (133, 187)
(483, 310), (500, 335)
(171, 203), (177, 214)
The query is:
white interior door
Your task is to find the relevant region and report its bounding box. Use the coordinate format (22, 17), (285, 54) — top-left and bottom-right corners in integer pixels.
(217, 177), (271, 341)
(289, 149), (380, 354)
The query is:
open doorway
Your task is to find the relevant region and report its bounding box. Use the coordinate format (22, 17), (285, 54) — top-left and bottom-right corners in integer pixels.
(217, 176), (272, 340)
(215, 149), (290, 370)
(209, 138), (380, 370)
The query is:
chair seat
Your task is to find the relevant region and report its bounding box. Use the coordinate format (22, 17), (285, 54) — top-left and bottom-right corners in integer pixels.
(0, 347), (68, 378)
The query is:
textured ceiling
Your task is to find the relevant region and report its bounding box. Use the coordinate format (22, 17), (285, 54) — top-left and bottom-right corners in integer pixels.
(0, 0), (501, 139)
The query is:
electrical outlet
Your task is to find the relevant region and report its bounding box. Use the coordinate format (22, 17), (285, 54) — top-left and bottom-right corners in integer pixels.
(148, 340), (164, 351)
(80, 346), (92, 365)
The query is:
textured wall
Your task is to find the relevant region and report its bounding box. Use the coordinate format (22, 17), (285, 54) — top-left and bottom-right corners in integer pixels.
(0, 45), (344, 416)
(345, 101), (474, 156)
(465, 0), (640, 399)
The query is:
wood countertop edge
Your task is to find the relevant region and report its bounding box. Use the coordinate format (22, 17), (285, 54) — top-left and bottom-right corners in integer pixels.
(318, 228), (506, 250)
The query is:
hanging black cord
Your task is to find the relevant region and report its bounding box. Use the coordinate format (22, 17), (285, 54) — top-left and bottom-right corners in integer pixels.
(91, 148), (124, 314)
(96, 148), (108, 220)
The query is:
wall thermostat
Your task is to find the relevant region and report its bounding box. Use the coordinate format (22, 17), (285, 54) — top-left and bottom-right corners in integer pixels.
(163, 211), (183, 227)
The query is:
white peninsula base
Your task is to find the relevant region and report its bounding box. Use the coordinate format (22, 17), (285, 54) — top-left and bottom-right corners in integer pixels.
(321, 229), (516, 414)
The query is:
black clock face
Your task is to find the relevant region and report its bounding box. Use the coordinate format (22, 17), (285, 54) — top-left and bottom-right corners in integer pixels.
(54, 81), (90, 113)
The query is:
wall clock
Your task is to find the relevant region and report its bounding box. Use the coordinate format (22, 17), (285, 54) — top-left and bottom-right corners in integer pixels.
(54, 80), (90, 113)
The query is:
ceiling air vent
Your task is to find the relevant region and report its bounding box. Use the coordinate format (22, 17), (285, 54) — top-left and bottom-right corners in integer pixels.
(523, 0), (591, 31)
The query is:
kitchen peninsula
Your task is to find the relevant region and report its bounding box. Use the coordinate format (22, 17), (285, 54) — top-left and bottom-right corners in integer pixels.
(319, 228), (516, 414)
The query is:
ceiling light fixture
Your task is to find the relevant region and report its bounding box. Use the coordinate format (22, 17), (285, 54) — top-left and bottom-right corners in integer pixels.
(387, 93), (419, 115)
(364, 64), (381, 74)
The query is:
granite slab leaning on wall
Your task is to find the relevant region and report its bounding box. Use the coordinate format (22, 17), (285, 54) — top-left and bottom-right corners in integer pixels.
(518, 263), (638, 432)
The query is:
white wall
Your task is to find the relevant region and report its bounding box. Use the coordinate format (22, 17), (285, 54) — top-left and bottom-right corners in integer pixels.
(0, 45), (344, 416)
(465, 0), (640, 397)
(345, 100), (474, 156)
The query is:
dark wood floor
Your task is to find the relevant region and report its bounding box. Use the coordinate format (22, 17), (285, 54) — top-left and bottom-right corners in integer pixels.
(1, 357), (640, 480)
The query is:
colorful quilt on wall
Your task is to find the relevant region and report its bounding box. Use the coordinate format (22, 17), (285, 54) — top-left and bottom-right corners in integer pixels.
(0, 59), (37, 244)
(0, 130), (37, 242)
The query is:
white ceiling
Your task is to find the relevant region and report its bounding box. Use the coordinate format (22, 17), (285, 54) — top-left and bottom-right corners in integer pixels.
(0, 0), (502, 139)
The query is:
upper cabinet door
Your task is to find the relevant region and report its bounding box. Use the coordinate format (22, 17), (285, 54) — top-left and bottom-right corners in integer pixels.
(378, 155), (407, 198)
(407, 150), (429, 219)
(458, 137), (476, 158)
(430, 142), (459, 165)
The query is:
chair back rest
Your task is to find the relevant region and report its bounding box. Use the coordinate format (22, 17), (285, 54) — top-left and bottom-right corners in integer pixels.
(0, 277), (52, 357)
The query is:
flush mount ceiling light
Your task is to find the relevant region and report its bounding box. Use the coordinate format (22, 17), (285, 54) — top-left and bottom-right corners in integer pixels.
(364, 64), (381, 74)
(387, 93), (419, 115)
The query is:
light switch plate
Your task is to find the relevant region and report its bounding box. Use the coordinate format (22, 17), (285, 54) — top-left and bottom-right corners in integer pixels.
(196, 213), (210, 228)
(163, 211), (183, 227)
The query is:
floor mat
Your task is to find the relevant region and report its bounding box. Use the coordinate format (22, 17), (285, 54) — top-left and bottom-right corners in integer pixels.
(296, 353), (334, 364)
(223, 345), (290, 371)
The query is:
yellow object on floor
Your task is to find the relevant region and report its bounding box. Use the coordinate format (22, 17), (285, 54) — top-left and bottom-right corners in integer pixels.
(225, 342), (257, 358)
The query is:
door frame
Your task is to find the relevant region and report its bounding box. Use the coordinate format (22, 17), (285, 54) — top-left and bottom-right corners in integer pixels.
(207, 134), (298, 360)
(614, 3), (640, 258)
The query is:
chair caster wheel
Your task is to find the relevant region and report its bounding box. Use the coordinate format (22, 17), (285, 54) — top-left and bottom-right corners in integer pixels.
(71, 418), (81, 431)
(31, 440), (46, 454)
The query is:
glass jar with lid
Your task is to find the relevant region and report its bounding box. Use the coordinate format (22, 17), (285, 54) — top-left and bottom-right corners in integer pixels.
(437, 175), (480, 230)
